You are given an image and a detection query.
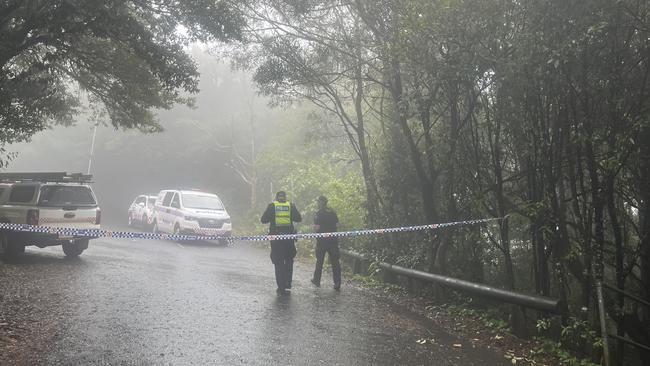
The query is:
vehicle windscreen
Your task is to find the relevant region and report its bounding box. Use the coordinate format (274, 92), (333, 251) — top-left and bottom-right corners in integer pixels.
(9, 186), (36, 203)
(181, 193), (224, 210)
(38, 186), (97, 207)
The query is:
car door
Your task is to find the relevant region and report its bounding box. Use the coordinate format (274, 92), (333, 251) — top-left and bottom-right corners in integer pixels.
(159, 191), (175, 232)
(132, 196), (146, 221)
(128, 197), (137, 222)
(169, 193), (182, 231)
(144, 196), (156, 225)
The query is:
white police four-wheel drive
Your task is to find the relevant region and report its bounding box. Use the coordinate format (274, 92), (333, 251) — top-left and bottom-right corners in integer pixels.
(152, 189), (232, 243)
(0, 172), (101, 257)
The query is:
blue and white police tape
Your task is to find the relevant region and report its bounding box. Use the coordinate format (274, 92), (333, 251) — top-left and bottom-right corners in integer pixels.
(0, 217), (503, 242)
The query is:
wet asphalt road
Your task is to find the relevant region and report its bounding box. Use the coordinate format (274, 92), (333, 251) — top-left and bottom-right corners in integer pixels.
(1, 229), (509, 365)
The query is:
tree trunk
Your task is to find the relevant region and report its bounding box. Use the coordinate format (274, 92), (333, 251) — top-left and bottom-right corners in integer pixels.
(354, 63), (381, 228)
(585, 138), (605, 280)
(567, 137), (593, 309)
(492, 111), (515, 290)
(636, 123), (650, 360)
(386, 55), (438, 271)
(526, 155), (550, 296)
(605, 173), (625, 363)
(435, 80), (462, 275)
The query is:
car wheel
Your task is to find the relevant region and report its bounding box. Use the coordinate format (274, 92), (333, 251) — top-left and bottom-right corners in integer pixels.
(173, 225), (181, 236)
(62, 241), (85, 257)
(141, 215), (148, 230)
(0, 230), (9, 254)
(6, 244), (25, 256)
(1, 231), (25, 257)
(74, 238), (90, 250)
(152, 220), (159, 234)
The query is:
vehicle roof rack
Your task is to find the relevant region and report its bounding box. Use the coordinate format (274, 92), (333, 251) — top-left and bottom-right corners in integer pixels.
(0, 172), (93, 184)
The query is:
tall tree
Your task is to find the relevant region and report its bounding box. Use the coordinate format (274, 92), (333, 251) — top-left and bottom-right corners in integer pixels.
(0, 0), (244, 159)
(230, 0), (383, 227)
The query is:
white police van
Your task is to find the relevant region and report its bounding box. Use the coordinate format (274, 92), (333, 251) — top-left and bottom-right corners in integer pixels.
(152, 189), (232, 243)
(0, 172), (101, 257)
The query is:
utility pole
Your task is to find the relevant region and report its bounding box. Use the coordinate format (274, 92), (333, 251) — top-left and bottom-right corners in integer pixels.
(87, 122), (98, 175)
(249, 99), (257, 210)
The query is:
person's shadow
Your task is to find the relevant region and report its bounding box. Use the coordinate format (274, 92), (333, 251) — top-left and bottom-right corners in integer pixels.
(271, 291), (293, 311)
(255, 292), (296, 362)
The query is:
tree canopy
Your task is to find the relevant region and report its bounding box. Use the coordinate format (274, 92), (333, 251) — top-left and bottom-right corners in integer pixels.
(228, 0), (650, 363)
(0, 0), (244, 153)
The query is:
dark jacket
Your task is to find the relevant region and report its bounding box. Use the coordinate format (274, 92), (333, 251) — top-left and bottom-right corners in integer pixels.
(314, 207), (339, 244)
(261, 201), (302, 235)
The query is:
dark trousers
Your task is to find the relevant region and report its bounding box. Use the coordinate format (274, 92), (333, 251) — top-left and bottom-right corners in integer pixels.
(270, 239), (297, 290)
(313, 239), (341, 286)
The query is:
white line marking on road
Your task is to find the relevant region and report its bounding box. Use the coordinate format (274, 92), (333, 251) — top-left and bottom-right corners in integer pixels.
(176, 243), (185, 249)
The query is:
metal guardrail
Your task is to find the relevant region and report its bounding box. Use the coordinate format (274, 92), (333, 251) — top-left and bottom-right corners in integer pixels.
(341, 249), (563, 314)
(596, 280), (650, 365)
(602, 282), (650, 308)
(596, 281), (611, 366)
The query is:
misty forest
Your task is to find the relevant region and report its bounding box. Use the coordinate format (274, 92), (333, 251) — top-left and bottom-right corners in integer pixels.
(2, 1), (650, 365)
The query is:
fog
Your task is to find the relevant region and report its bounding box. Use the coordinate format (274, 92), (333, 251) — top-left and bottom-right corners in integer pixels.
(5, 49), (286, 226)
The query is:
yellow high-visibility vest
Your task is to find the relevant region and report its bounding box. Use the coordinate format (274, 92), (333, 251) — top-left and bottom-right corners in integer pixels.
(273, 201), (291, 226)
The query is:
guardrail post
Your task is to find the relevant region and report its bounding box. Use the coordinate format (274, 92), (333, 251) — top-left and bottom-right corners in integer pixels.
(407, 277), (421, 294)
(510, 305), (528, 338)
(352, 258), (360, 275)
(382, 267), (398, 285)
(596, 281), (611, 366)
(598, 282), (650, 361)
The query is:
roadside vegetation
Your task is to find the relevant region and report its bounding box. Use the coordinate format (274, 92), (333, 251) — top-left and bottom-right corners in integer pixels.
(226, 1), (650, 364)
(349, 270), (601, 366)
(2, 1), (649, 364)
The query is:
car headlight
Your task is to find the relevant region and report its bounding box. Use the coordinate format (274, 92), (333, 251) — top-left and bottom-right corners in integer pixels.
(185, 216), (199, 221)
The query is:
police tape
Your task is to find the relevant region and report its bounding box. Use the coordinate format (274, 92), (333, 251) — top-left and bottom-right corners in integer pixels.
(0, 217), (503, 242)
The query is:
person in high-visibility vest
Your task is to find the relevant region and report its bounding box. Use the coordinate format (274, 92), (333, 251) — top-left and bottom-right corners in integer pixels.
(261, 191), (302, 294)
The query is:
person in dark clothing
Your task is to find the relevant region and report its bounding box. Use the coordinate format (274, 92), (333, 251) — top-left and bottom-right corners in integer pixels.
(311, 195), (341, 290)
(261, 191), (302, 294)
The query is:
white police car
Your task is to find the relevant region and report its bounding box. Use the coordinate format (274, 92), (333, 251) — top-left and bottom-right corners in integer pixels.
(127, 194), (156, 229)
(152, 189), (232, 243)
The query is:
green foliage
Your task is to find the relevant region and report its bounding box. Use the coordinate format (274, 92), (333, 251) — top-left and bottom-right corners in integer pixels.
(533, 317), (602, 366)
(533, 338), (601, 366)
(258, 145), (366, 252)
(559, 318), (600, 352)
(252, 103), (365, 233)
(351, 272), (404, 294)
(0, 0), (244, 158)
(278, 153), (365, 230)
(426, 303), (600, 365)
(234, 1), (650, 360)
(536, 318), (552, 333)
(442, 304), (512, 335)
